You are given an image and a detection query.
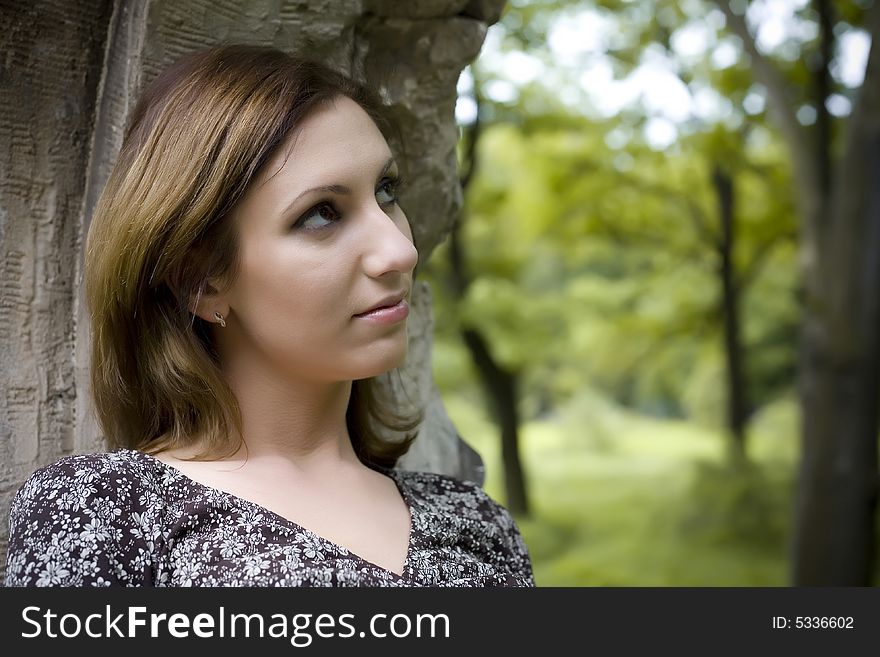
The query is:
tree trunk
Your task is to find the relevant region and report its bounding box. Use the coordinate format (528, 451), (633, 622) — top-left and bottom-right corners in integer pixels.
(447, 69), (531, 514)
(713, 164), (748, 460)
(460, 327), (530, 516)
(791, 4), (880, 585)
(793, 163), (880, 584)
(715, 0), (880, 586)
(447, 217), (531, 516)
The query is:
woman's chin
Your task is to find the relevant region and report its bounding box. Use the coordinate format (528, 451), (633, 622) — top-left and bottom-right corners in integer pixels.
(355, 343), (409, 379)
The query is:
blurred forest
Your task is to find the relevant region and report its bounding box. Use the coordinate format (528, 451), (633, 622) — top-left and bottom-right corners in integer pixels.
(421, 0), (880, 586)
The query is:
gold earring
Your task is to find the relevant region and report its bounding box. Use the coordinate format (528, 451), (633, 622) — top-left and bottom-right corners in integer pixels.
(213, 311), (227, 328)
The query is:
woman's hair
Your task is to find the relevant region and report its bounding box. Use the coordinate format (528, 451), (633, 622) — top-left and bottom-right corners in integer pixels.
(84, 44), (421, 468)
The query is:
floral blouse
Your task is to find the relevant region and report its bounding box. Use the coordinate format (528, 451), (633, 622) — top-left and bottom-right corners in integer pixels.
(4, 449), (535, 587)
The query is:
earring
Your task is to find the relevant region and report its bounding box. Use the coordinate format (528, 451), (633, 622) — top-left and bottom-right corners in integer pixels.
(213, 311), (227, 328)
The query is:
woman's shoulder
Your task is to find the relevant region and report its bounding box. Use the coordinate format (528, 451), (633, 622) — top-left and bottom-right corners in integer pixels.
(7, 448), (169, 539)
(390, 468), (525, 541)
(5, 449), (168, 587)
(392, 467), (535, 585)
(12, 448), (160, 505)
(392, 467), (484, 495)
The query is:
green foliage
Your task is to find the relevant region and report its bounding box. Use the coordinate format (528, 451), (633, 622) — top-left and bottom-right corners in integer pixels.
(427, 107), (801, 425)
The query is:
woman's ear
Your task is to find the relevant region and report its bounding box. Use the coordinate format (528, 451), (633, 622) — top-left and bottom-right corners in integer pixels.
(167, 272), (228, 325)
(189, 279), (229, 325)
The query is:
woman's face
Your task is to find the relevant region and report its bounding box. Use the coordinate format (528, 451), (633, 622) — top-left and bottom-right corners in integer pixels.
(211, 95), (419, 383)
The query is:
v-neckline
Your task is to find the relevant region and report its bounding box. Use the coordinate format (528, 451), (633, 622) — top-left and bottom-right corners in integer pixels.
(127, 449), (415, 581)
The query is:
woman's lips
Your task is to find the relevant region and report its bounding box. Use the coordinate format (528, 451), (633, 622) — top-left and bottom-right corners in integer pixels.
(353, 299), (409, 324)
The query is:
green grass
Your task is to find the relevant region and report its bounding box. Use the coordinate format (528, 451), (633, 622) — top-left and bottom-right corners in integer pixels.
(443, 390), (802, 586)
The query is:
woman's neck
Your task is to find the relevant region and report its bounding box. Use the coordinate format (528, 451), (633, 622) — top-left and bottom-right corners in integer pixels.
(172, 363), (363, 477)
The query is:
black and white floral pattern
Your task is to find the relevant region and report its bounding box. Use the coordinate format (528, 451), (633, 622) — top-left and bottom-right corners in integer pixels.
(4, 449), (535, 587)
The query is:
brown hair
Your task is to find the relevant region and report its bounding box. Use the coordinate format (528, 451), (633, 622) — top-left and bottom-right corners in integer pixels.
(84, 44), (420, 468)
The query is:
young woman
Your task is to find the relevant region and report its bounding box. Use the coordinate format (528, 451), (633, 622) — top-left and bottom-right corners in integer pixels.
(4, 45), (534, 587)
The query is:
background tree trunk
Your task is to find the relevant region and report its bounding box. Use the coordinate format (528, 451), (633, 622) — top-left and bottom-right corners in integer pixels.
(792, 4), (880, 584)
(445, 71), (530, 515)
(447, 217), (530, 515)
(712, 164), (748, 460)
(714, 0), (880, 584)
(460, 326), (530, 515)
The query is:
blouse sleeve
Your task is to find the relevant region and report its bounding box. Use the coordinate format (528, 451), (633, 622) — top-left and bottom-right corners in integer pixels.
(454, 476), (536, 587)
(493, 503), (536, 586)
(4, 455), (154, 587)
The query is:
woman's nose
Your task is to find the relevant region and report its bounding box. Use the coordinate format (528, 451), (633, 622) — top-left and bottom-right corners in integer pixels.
(360, 205), (419, 277)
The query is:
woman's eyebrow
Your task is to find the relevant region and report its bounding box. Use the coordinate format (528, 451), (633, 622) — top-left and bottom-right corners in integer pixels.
(282, 157), (396, 211)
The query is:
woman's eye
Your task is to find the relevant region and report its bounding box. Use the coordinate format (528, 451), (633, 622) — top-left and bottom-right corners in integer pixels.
(295, 202), (340, 231)
(376, 176), (401, 206)
(292, 177), (403, 231)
